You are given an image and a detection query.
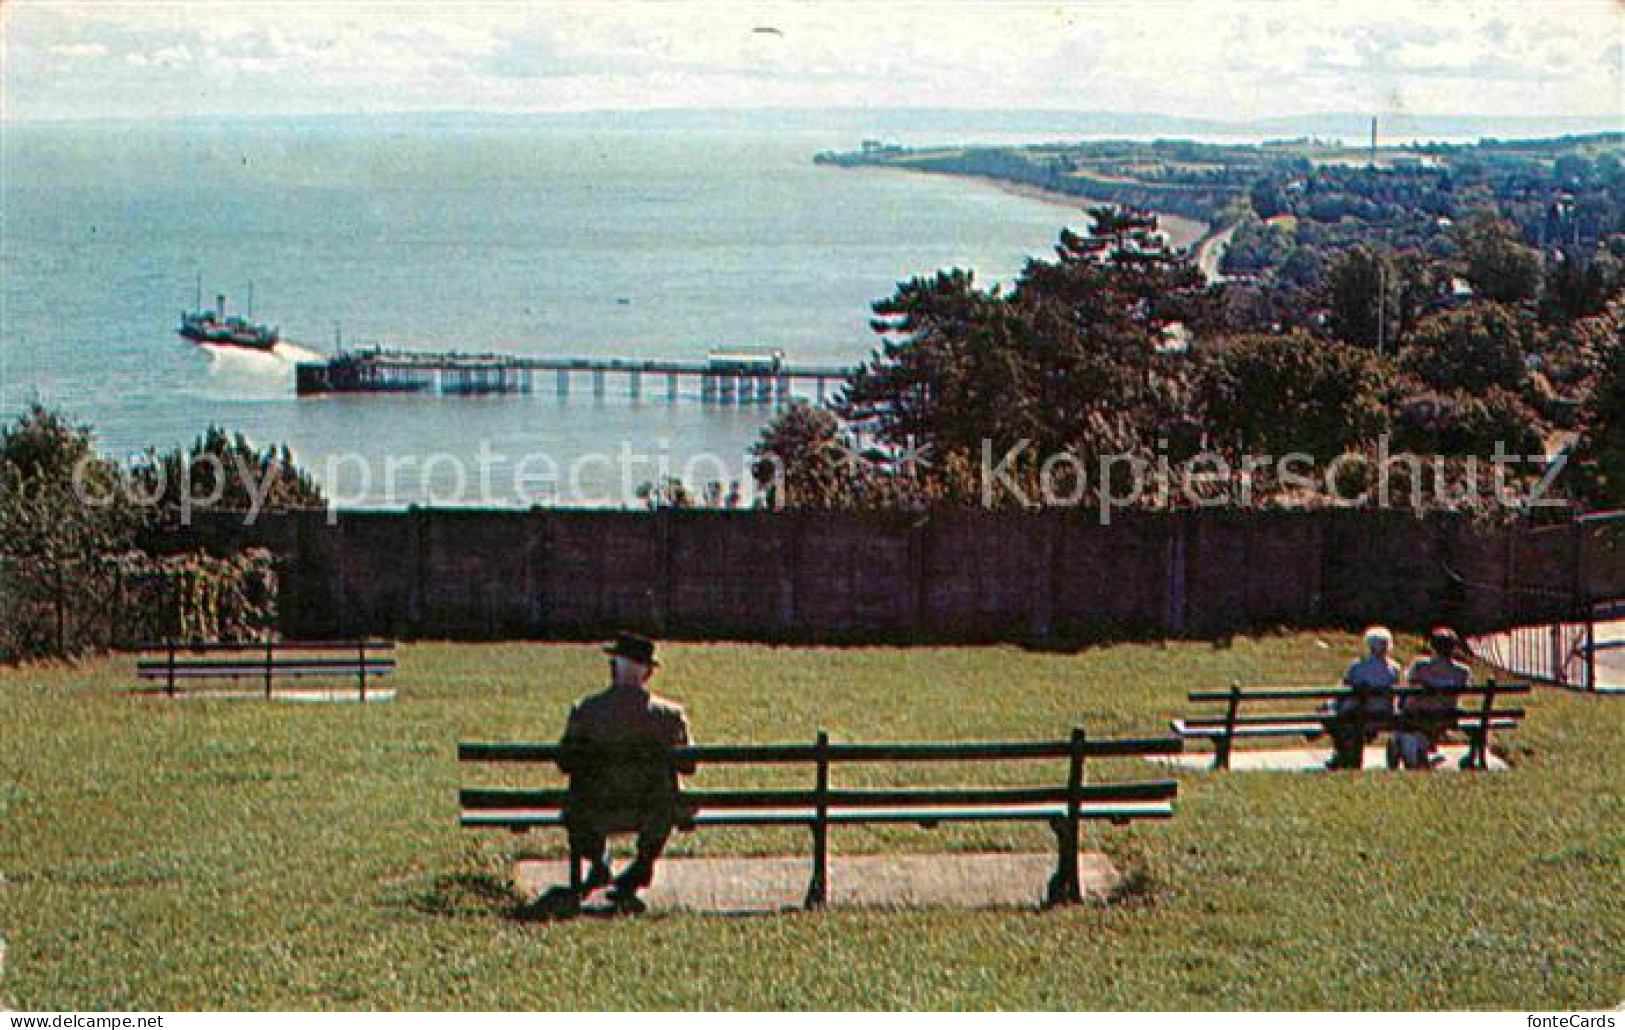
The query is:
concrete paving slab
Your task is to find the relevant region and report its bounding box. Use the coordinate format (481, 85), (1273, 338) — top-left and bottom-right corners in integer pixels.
(514, 851), (1120, 914)
(131, 687), (396, 702)
(1152, 742), (1506, 772)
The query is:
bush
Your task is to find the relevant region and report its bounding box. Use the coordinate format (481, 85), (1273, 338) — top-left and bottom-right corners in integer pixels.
(0, 407), (305, 661)
(1197, 332), (1389, 460)
(0, 549), (278, 661)
(1400, 302), (1529, 394)
(1390, 386), (1546, 458)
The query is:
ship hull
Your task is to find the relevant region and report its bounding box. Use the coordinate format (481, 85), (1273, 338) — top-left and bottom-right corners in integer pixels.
(180, 328), (279, 351)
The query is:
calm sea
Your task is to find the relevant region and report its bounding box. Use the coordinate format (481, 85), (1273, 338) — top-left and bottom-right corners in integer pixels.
(1, 123), (1097, 505)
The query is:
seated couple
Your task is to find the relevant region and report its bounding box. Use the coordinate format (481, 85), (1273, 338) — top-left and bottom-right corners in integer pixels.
(1327, 625), (1480, 771)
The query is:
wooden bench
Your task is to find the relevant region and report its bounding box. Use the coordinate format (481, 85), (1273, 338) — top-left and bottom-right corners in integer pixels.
(459, 727), (1181, 908)
(135, 639), (397, 700)
(1172, 680), (1530, 770)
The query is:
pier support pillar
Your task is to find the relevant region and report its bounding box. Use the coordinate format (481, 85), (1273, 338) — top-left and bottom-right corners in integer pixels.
(667, 372), (679, 402)
(629, 369), (642, 399)
(593, 369), (606, 398)
(557, 369), (570, 397)
(816, 376), (826, 403)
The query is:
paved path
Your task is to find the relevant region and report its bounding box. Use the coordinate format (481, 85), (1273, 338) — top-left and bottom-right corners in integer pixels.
(1153, 742), (1506, 772)
(515, 851), (1120, 914)
(1194, 222), (1237, 283)
(1589, 619), (1625, 691)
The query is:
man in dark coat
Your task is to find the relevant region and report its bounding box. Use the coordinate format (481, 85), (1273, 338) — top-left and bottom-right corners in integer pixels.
(557, 633), (694, 910)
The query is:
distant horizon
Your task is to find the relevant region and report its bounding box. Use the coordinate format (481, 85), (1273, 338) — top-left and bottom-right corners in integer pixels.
(4, 105), (1620, 144)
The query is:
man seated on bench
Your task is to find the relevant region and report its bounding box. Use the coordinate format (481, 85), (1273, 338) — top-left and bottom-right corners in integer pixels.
(1389, 627), (1470, 771)
(557, 632), (695, 912)
(1325, 626), (1400, 770)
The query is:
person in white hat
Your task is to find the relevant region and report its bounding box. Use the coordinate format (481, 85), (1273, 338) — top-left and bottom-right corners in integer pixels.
(1326, 626), (1400, 770)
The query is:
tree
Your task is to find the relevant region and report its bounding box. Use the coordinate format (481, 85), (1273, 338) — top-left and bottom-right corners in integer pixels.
(1453, 212), (1541, 304)
(751, 402), (869, 509)
(1542, 251), (1621, 322)
(1326, 245), (1402, 350)
(1399, 302), (1529, 395)
(132, 426), (326, 530)
(1, 406), (146, 659)
(1573, 335), (1625, 506)
(839, 268), (993, 449)
(1196, 333), (1389, 460)
(0, 404), (143, 562)
(0, 407), (311, 661)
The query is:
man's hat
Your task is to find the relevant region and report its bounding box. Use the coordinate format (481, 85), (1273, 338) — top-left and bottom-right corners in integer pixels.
(604, 631), (658, 667)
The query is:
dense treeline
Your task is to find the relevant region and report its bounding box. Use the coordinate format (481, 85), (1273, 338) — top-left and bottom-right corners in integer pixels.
(1231, 142), (1623, 290)
(0, 407), (323, 661)
(753, 198), (1625, 514)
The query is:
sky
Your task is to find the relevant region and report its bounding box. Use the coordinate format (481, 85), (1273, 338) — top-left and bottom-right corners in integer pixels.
(1, 1), (1622, 123)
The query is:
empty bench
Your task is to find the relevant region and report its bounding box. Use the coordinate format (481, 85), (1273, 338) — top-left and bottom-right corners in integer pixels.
(135, 639), (397, 700)
(1172, 680), (1530, 770)
(459, 728), (1181, 908)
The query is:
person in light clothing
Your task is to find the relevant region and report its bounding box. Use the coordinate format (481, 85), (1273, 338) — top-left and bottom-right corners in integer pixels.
(1389, 627), (1471, 771)
(1325, 626), (1400, 770)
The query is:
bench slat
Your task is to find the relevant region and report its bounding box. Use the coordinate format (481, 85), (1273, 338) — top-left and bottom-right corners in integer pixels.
(459, 736), (1183, 765)
(137, 664), (396, 680)
(1173, 710), (1522, 730)
(138, 658), (396, 671)
(1187, 684), (1530, 702)
(134, 640), (395, 653)
(1172, 720), (1327, 739)
(459, 780), (1179, 811)
(460, 800), (1175, 829)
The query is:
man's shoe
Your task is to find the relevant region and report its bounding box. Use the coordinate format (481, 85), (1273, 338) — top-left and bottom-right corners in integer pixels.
(605, 886), (648, 914)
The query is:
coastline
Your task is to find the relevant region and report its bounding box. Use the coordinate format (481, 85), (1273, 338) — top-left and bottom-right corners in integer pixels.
(838, 160), (1216, 252)
(978, 178), (1212, 251)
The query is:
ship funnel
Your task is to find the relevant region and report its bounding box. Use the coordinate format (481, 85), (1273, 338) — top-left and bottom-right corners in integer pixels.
(217, 294), (227, 317)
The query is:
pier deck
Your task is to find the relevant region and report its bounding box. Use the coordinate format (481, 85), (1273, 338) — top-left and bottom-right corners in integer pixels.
(295, 347), (857, 404)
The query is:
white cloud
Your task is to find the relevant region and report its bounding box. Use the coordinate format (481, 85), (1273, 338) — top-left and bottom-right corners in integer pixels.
(2, 0), (1621, 120)
(47, 41), (110, 60)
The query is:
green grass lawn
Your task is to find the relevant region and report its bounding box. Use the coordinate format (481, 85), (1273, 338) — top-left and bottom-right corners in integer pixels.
(1, 635), (1620, 1009)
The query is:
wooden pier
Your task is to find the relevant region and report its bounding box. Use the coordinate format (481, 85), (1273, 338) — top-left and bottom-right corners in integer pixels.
(295, 347), (856, 404)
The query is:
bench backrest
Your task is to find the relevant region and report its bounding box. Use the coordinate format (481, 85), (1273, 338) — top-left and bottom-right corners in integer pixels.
(1186, 682), (1531, 705)
(459, 731), (1183, 815)
(1185, 681), (1530, 726)
(134, 639), (397, 698)
(135, 639), (397, 655)
(1182, 680), (1530, 770)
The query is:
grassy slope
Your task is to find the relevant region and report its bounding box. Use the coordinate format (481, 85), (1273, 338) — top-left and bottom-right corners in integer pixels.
(0, 636), (1619, 1009)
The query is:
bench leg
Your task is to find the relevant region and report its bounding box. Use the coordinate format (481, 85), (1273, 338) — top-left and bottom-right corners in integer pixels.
(1045, 816), (1081, 907)
(805, 823), (828, 909)
(568, 840), (584, 896)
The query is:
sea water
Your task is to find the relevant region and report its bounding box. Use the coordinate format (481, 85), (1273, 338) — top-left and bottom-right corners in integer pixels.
(1, 121), (1092, 505)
